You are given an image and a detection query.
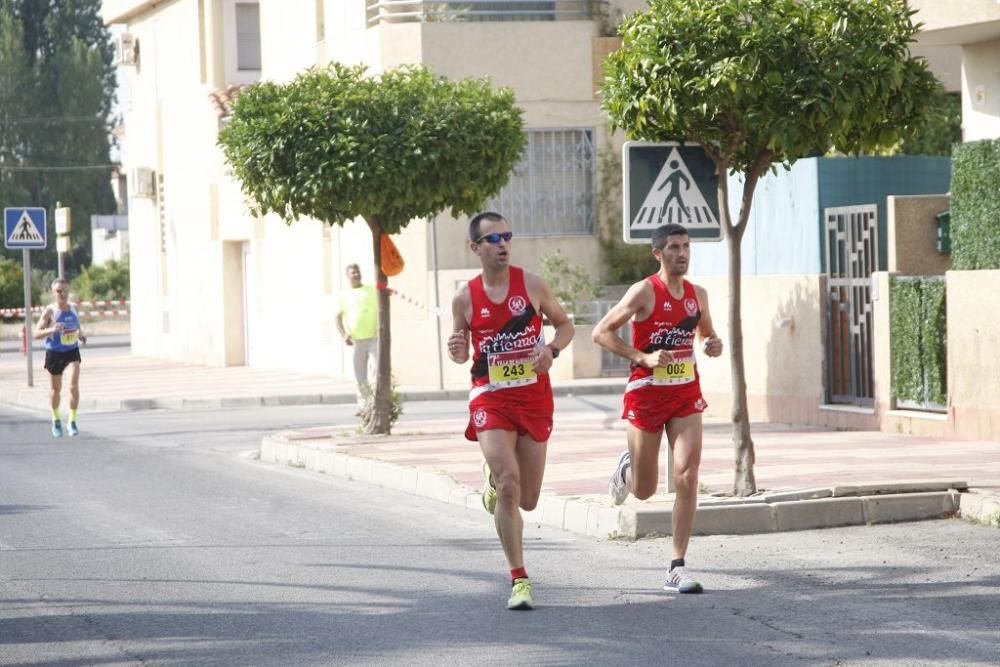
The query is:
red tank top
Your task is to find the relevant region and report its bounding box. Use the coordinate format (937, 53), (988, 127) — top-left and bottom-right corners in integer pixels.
(627, 275), (701, 392)
(468, 266), (550, 398)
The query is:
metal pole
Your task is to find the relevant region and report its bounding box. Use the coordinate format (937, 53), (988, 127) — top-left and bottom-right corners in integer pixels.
(22, 249), (33, 388)
(57, 251), (64, 280)
(431, 216), (444, 390)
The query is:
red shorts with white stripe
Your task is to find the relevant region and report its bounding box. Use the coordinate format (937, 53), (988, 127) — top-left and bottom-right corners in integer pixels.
(464, 385), (554, 443)
(622, 385), (707, 433)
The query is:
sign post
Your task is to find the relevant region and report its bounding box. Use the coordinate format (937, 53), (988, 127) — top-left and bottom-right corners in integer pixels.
(622, 141), (722, 244)
(5, 207), (48, 387)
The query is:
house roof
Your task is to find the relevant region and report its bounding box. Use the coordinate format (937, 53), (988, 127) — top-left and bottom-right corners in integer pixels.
(209, 85), (249, 119)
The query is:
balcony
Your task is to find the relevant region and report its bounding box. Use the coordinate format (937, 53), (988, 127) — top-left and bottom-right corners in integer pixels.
(366, 0), (606, 26)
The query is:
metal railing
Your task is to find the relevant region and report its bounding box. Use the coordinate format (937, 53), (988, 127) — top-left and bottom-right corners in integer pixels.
(366, 0), (605, 25)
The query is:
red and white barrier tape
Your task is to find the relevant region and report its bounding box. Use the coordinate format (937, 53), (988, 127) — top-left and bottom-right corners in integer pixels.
(376, 283), (443, 316)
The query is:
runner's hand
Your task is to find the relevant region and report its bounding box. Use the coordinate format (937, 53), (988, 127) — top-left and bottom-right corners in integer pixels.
(447, 330), (469, 361)
(703, 336), (723, 357)
(531, 345), (554, 374)
(638, 349), (672, 369)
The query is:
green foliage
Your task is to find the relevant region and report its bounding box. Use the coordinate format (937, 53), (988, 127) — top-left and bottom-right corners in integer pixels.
(358, 376), (403, 432)
(897, 92), (962, 157)
(0, 1), (118, 271)
(890, 277), (946, 406)
(74, 256), (130, 302)
(601, 0), (940, 173)
(0, 257), (23, 306)
(596, 147), (656, 284)
(218, 62), (526, 233)
(538, 250), (603, 317)
(951, 139), (1000, 270)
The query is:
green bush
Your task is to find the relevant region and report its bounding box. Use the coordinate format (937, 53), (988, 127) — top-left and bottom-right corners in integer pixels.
(539, 250), (603, 318)
(74, 256), (130, 302)
(0, 258), (23, 307)
(890, 277), (946, 406)
(951, 139), (1000, 270)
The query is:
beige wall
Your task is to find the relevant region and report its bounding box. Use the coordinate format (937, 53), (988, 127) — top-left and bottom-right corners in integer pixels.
(962, 38), (1000, 141)
(947, 270), (1000, 440)
(886, 195), (950, 276)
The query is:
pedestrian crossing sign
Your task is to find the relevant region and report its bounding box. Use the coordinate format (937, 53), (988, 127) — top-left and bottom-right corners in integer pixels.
(622, 141), (721, 243)
(4, 207), (48, 249)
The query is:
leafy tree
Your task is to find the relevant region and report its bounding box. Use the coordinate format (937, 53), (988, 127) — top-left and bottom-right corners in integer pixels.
(74, 254), (129, 301)
(0, 257), (24, 306)
(219, 63), (525, 434)
(602, 0), (939, 495)
(0, 0), (118, 274)
(897, 91), (961, 157)
(539, 250), (603, 318)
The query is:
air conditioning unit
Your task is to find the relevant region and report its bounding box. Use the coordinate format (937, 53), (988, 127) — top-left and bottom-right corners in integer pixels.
(117, 32), (139, 66)
(131, 167), (155, 199)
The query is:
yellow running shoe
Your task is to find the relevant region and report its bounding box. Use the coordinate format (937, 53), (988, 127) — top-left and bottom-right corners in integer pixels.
(481, 460), (497, 515)
(507, 578), (533, 610)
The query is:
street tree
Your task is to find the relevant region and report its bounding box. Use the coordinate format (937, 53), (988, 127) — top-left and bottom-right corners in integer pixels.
(218, 63), (525, 434)
(0, 0), (118, 273)
(602, 0), (939, 495)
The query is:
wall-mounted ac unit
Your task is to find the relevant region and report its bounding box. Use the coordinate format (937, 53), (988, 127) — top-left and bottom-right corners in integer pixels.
(118, 32), (139, 66)
(131, 167), (155, 198)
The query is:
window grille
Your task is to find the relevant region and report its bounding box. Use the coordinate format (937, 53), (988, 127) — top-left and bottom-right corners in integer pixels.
(486, 128), (596, 237)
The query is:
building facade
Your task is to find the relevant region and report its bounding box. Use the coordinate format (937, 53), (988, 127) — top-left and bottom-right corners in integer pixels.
(101, 0), (642, 386)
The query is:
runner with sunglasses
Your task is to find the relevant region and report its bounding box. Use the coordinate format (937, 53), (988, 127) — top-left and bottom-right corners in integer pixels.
(447, 211), (575, 610)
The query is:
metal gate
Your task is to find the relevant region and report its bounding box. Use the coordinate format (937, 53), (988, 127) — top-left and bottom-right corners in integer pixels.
(824, 205), (878, 405)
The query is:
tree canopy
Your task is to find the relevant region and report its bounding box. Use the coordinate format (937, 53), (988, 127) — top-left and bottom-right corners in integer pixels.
(0, 0), (118, 273)
(219, 63), (525, 233)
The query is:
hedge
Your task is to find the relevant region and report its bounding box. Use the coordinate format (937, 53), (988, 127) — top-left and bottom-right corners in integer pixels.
(890, 276), (946, 406)
(951, 139), (1000, 269)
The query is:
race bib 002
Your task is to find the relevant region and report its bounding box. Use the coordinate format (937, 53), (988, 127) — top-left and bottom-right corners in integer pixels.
(652, 351), (695, 385)
(487, 348), (537, 388)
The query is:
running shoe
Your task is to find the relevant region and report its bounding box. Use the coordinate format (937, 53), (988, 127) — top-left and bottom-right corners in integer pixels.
(507, 578), (534, 610)
(663, 566), (703, 594)
(608, 450), (631, 505)
(68, 421), (79, 437)
(51, 419), (63, 438)
(481, 460), (497, 515)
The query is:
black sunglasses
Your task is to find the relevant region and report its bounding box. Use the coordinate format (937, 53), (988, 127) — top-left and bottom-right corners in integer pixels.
(475, 231), (513, 244)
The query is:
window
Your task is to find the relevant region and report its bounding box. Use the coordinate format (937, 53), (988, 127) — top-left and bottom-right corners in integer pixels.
(486, 128), (597, 236)
(235, 2), (261, 70)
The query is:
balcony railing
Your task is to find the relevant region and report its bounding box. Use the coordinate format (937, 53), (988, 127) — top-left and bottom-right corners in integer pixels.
(366, 0), (606, 25)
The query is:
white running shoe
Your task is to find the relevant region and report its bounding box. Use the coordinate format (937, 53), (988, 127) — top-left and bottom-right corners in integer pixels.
(663, 566), (703, 594)
(608, 450), (631, 505)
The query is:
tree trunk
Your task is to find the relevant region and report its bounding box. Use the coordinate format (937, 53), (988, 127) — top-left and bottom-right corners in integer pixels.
(364, 215), (393, 435)
(716, 162), (762, 497)
(725, 223), (757, 496)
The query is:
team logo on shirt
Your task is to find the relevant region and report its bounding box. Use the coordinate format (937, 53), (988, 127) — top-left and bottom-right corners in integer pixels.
(694, 398), (707, 411)
(473, 408), (488, 428)
(508, 295), (527, 316)
(663, 301), (672, 311)
(684, 298), (698, 316)
(480, 307), (491, 318)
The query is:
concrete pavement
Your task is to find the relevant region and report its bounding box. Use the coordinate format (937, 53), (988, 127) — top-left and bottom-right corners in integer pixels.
(2, 344), (998, 538)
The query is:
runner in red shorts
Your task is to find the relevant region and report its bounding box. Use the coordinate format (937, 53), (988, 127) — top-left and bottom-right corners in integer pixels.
(592, 223), (723, 594)
(447, 211), (574, 611)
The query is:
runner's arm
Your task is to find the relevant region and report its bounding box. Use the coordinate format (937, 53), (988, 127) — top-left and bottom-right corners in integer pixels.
(694, 285), (723, 357)
(527, 272), (574, 374)
(447, 284), (472, 364)
(32, 306), (56, 339)
(592, 281), (666, 368)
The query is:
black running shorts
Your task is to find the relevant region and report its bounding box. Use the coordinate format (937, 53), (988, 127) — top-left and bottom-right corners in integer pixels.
(44, 348), (81, 376)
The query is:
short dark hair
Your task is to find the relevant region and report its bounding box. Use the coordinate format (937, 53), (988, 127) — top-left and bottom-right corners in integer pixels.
(469, 211), (505, 241)
(651, 224), (688, 250)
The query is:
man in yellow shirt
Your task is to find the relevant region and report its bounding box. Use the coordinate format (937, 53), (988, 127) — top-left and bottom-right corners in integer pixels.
(336, 263), (378, 406)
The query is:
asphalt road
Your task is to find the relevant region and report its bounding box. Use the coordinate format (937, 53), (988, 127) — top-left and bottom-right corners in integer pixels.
(1, 404), (998, 666)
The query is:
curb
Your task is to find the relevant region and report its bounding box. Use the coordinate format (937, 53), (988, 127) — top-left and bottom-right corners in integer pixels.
(959, 489), (1000, 528)
(259, 432), (969, 540)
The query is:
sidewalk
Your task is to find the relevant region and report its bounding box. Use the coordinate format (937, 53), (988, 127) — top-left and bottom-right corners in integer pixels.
(2, 346), (998, 537)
